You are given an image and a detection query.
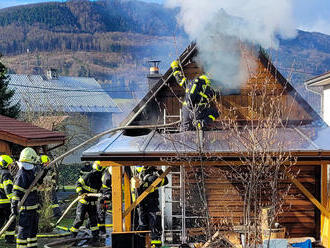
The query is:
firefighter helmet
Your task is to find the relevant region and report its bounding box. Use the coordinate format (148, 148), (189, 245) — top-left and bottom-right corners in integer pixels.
(0, 155), (13, 168)
(92, 161), (105, 172)
(40, 155), (50, 165)
(19, 147), (40, 164)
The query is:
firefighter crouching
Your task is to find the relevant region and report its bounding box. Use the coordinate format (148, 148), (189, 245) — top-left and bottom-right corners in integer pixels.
(98, 166), (112, 235)
(70, 161), (104, 244)
(171, 60), (219, 131)
(12, 147), (49, 248)
(40, 155), (62, 218)
(0, 155), (16, 244)
(134, 166), (168, 248)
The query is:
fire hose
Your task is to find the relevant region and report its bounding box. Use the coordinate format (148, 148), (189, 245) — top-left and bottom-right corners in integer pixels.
(54, 193), (101, 227)
(0, 121), (180, 237)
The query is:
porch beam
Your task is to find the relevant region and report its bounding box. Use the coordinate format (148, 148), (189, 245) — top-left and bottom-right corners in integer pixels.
(285, 171), (330, 218)
(112, 165), (123, 232)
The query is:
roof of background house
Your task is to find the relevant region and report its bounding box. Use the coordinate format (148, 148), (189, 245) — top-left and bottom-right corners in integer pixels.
(305, 71), (330, 87)
(0, 114), (65, 147)
(8, 74), (122, 113)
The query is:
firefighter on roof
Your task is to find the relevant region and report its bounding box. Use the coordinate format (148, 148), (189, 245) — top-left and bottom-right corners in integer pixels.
(133, 166), (168, 248)
(12, 147), (49, 248)
(0, 155), (16, 244)
(171, 60), (219, 131)
(70, 160), (104, 245)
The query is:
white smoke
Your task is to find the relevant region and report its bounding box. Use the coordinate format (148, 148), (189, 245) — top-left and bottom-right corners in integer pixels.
(165, 0), (297, 91)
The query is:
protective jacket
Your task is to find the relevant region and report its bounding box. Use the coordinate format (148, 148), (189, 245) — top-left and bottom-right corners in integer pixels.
(0, 168), (14, 207)
(172, 63), (219, 129)
(76, 170), (102, 204)
(136, 166), (168, 211)
(12, 164), (47, 211)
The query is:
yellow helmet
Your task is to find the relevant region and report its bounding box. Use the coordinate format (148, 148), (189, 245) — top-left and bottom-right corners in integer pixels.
(40, 155), (50, 165)
(92, 161), (105, 172)
(0, 155), (13, 168)
(199, 75), (211, 85)
(19, 147), (40, 164)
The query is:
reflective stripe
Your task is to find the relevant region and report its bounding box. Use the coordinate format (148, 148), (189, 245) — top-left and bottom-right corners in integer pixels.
(151, 240), (162, 244)
(78, 177), (97, 193)
(76, 187), (82, 193)
(27, 237), (37, 242)
(0, 184), (3, 189)
(70, 227), (79, 233)
(0, 198), (10, 204)
(208, 115), (216, 121)
(5, 230), (15, 235)
(173, 70), (180, 76)
(199, 91), (208, 99)
(102, 184), (110, 189)
(12, 195), (20, 201)
(90, 226), (99, 231)
(83, 185), (97, 193)
(17, 245), (27, 248)
(20, 204), (39, 211)
(179, 77), (186, 87)
(183, 101), (187, 106)
(190, 83), (197, 94)
(51, 204), (59, 208)
(6, 193), (13, 199)
(27, 242), (38, 247)
(79, 198), (88, 204)
(3, 179), (12, 186)
(17, 238), (27, 244)
(14, 185), (26, 192)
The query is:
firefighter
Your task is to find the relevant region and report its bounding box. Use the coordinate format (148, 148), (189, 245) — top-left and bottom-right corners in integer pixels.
(40, 155), (61, 218)
(0, 155), (16, 244)
(98, 166), (112, 235)
(70, 161), (104, 244)
(12, 147), (49, 248)
(171, 60), (219, 131)
(134, 166), (168, 248)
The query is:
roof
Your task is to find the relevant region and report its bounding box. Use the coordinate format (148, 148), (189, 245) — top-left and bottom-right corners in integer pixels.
(0, 115), (66, 146)
(82, 43), (328, 161)
(8, 74), (122, 113)
(82, 126), (330, 161)
(305, 71), (330, 89)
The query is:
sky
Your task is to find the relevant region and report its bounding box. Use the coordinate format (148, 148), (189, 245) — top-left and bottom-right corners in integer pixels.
(0, 0), (330, 35)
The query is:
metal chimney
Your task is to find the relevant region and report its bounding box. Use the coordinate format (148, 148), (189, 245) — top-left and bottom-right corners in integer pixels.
(147, 60), (162, 89)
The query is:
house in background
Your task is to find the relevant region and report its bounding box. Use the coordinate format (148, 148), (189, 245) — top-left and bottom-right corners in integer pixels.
(306, 72), (330, 125)
(82, 43), (330, 246)
(0, 114), (65, 158)
(8, 69), (122, 134)
(7, 69), (121, 164)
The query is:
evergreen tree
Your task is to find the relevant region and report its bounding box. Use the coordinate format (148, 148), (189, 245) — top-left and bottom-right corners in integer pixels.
(0, 55), (20, 118)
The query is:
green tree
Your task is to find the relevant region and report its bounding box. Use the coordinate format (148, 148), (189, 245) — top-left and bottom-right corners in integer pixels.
(0, 55), (20, 118)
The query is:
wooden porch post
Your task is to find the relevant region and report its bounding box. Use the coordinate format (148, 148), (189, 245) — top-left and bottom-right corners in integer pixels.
(321, 162), (329, 247)
(124, 172), (131, 231)
(112, 165), (123, 232)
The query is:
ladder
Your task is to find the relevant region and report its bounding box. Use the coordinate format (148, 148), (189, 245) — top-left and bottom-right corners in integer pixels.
(160, 109), (187, 246)
(161, 165), (187, 246)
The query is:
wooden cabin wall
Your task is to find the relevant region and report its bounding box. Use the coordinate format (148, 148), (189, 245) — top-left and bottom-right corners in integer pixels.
(171, 164), (320, 239)
(0, 140), (11, 155)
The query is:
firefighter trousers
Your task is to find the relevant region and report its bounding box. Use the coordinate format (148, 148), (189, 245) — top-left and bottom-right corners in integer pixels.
(71, 201), (99, 237)
(0, 206), (16, 242)
(17, 210), (39, 248)
(137, 207), (161, 242)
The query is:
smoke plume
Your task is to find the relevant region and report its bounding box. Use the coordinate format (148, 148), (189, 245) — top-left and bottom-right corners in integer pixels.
(165, 0), (297, 91)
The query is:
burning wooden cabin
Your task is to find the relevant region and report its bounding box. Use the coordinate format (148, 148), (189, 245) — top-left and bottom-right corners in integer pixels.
(82, 43), (330, 247)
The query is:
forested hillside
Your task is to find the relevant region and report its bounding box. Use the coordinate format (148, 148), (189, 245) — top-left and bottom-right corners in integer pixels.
(0, 0), (329, 108)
